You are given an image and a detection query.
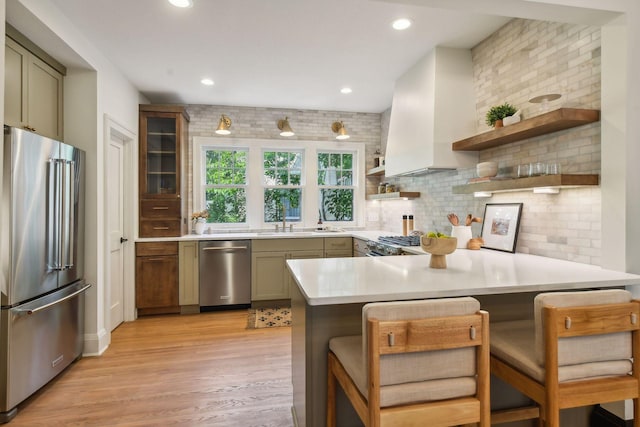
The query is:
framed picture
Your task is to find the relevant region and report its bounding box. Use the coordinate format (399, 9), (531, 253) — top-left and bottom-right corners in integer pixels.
(480, 203), (523, 253)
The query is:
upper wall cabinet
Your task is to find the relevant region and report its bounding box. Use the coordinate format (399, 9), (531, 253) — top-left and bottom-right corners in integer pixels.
(139, 104), (190, 237)
(384, 47), (478, 177)
(4, 36), (64, 141)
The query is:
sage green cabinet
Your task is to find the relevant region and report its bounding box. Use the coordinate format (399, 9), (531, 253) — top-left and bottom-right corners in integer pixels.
(251, 238), (324, 301)
(4, 36), (63, 141)
(324, 237), (353, 258)
(178, 241), (199, 306)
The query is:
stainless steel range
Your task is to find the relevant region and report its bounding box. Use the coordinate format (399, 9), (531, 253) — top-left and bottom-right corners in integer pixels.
(365, 235), (420, 256)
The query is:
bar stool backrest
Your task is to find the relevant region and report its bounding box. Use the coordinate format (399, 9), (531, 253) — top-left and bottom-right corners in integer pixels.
(534, 289), (633, 367)
(363, 297), (481, 386)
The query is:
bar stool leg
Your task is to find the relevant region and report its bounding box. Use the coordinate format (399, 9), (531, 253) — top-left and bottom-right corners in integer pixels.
(326, 353), (337, 427)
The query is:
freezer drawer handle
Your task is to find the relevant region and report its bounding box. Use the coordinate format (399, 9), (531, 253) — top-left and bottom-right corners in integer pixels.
(202, 246), (249, 251)
(14, 284), (92, 315)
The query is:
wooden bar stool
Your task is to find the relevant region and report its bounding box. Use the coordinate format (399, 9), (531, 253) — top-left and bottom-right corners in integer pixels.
(327, 297), (490, 427)
(490, 289), (640, 426)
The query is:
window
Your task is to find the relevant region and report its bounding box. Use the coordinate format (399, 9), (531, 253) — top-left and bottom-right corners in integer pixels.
(192, 137), (365, 229)
(263, 150), (303, 223)
(202, 148), (247, 223)
(317, 152), (354, 221)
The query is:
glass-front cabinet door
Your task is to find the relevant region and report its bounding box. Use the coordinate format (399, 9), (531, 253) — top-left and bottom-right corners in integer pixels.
(140, 113), (180, 197)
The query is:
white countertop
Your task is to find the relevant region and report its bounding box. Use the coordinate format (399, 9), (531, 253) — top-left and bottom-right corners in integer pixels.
(286, 249), (640, 306)
(135, 229), (385, 242)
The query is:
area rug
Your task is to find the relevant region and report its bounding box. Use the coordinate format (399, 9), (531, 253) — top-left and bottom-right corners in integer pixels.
(247, 307), (292, 329)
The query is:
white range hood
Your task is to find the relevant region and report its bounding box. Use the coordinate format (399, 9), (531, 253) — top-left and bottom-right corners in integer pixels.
(384, 46), (479, 177)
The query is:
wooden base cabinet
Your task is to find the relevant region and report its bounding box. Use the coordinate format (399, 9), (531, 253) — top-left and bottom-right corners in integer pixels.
(135, 242), (179, 315)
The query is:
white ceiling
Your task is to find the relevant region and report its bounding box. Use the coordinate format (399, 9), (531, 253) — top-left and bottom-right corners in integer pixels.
(40, 0), (511, 113)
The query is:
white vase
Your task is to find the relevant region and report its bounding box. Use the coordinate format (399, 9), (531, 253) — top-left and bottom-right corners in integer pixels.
(194, 220), (206, 235)
(451, 226), (472, 249)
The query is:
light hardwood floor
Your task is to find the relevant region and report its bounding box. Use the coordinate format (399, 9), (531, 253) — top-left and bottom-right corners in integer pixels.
(9, 310), (294, 427)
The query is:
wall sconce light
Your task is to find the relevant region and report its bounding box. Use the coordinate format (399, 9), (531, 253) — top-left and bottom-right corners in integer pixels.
(215, 115), (232, 135)
(277, 117), (295, 137)
(331, 121), (350, 140)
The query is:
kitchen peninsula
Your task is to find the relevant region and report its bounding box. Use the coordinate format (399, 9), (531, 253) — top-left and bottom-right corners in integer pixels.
(287, 251), (640, 427)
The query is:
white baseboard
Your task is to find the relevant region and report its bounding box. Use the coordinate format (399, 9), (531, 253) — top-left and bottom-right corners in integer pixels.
(82, 327), (109, 356)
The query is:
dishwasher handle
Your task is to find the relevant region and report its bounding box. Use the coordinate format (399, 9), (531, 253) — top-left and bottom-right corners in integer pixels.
(202, 246), (249, 251)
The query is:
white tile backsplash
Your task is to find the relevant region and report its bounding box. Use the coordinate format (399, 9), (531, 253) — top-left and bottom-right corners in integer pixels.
(371, 18), (602, 265)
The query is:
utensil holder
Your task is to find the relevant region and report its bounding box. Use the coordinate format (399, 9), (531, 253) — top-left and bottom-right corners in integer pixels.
(451, 226), (472, 249)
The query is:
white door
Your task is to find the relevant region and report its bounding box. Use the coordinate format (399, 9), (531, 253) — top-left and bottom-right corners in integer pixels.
(107, 136), (125, 331)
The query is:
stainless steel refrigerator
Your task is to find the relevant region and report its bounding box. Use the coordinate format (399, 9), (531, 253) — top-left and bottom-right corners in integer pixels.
(0, 126), (90, 422)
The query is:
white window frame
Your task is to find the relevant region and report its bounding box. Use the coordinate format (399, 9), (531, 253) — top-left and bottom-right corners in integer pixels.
(192, 137), (365, 230)
(199, 147), (249, 226)
(262, 148), (305, 224)
(317, 149), (357, 223)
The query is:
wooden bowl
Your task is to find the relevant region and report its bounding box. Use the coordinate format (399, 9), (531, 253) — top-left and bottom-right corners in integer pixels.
(420, 236), (457, 269)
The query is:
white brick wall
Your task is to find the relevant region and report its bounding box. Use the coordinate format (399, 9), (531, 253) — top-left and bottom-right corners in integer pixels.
(375, 18), (602, 265)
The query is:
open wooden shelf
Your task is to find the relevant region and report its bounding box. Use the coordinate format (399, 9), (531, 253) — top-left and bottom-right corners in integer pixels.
(452, 174), (599, 194)
(366, 165), (385, 176)
(367, 191), (420, 200)
(452, 108), (600, 152)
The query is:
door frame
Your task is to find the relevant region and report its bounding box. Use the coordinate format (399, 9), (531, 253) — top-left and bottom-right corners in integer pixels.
(103, 114), (137, 328)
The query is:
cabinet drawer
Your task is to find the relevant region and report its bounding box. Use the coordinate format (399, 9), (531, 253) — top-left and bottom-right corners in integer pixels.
(324, 237), (352, 251)
(136, 241), (178, 256)
(140, 220), (182, 237)
(140, 199), (181, 218)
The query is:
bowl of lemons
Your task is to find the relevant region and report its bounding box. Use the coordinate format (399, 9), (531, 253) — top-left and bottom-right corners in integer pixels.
(421, 232), (458, 269)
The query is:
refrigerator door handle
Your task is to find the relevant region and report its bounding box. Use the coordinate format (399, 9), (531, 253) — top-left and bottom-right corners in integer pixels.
(47, 159), (64, 271)
(12, 283), (91, 316)
(65, 160), (75, 269)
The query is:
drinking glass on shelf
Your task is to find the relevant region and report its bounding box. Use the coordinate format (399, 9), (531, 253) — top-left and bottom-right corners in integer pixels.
(546, 163), (561, 175)
(530, 162), (546, 176)
(517, 164), (530, 178)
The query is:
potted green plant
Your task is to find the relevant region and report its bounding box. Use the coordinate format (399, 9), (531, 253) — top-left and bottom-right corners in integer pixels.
(485, 103), (517, 128)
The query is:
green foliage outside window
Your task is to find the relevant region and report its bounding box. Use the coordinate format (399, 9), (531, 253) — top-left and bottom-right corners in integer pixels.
(264, 188), (301, 222)
(204, 149), (247, 223)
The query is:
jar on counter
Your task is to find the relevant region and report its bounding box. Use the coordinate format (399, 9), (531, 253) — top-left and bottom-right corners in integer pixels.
(378, 182), (387, 194)
(385, 184), (396, 193)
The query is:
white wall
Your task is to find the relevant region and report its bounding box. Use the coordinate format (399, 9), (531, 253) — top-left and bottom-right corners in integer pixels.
(6, 0), (144, 355)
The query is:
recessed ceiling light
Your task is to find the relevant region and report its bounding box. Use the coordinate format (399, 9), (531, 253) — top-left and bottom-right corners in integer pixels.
(168, 0), (193, 8)
(340, 87), (352, 94)
(201, 78), (214, 86)
(392, 18), (412, 31)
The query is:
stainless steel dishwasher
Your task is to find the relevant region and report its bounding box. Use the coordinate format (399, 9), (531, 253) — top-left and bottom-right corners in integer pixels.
(199, 240), (251, 310)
